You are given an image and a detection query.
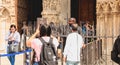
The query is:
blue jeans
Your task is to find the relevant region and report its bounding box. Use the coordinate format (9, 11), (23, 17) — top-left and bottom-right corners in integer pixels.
(7, 46), (15, 65)
(66, 61), (80, 65)
(33, 62), (39, 65)
(8, 55), (15, 65)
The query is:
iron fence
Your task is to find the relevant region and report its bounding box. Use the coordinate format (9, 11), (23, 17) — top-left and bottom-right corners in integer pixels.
(80, 39), (102, 65)
(25, 20), (118, 65)
(0, 20), (118, 65)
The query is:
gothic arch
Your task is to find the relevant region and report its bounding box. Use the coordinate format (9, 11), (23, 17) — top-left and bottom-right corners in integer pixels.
(0, 7), (11, 50)
(0, 7), (11, 22)
(2, 8), (10, 16)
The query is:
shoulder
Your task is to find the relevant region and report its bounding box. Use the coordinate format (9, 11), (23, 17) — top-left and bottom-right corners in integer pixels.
(51, 37), (59, 47)
(52, 37), (58, 41)
(15, 31), (20, 35)
(77, 33), (82, 37)
(67, 33), (77, 37)
(32, 38), (42, 45)
(67, 33), (73, 36)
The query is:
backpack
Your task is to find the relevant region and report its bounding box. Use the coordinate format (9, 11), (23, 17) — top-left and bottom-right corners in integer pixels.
(39, 37), (58, 65)
(111, 35), (120, 64)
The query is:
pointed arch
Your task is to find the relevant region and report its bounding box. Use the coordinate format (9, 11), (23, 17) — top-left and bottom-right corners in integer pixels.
(2, 8), (10, 17)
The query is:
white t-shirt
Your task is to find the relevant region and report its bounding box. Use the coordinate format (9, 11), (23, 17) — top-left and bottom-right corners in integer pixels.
(63, 32), (84, 61)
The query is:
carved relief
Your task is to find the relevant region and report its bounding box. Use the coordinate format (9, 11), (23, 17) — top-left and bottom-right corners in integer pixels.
(96, 0), (120, 36)
(43, 0), (60, 11)
(2, 0), (11, 4)
(96, 1), (120, 56)
(42, 0), (61, 25)
(97, 0), (120, 14)
(0, 7), (11, 23)
(110, 0), (120, 12)
(96, 2), (103, 14)
(102, 2), (112, 13)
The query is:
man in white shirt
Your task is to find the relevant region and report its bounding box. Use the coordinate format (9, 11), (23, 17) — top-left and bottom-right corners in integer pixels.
(63, 23), (85, 65)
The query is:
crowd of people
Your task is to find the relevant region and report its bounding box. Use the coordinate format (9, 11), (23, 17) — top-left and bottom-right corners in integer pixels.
(5, 17), (94, 65)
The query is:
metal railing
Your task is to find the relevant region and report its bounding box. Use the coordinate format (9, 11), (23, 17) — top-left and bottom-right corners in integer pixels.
(81, 39), (102, 65)
(0, 20), (116, 65)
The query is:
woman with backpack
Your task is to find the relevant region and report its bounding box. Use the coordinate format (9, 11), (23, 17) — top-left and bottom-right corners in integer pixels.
(26, 25), (59, 65)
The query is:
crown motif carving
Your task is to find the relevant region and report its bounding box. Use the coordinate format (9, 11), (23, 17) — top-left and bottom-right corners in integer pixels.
(97, 0), (120, 14)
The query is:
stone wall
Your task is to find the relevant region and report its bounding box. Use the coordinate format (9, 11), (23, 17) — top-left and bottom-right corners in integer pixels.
(58, 0), (71, 25)
(96, 0), (120, 64)
(97, 0), (120, 39)
(42, 0), (71, 25)
(0, 0), (16, 50)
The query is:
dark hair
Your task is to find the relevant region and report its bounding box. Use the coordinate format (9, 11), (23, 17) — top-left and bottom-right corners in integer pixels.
(68, 17), (76, 23)
(40, 25), (51, 37)
(71, 23), (78, 31)
(10, 24), (17, 30)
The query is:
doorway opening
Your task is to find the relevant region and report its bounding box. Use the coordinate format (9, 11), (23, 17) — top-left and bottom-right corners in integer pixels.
(27, 0), (42, 21)
(71, 0), (96, 35)
(17, 0), (42, 33)
(71, 0), (96, 26)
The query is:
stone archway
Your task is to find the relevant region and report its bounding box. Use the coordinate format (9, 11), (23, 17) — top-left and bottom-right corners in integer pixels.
(0, 7), (11, 51)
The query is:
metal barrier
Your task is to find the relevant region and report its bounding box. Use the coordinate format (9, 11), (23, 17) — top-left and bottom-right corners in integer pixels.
(58, 35), (103, 65)
(20, 21), (117, 65)
(0, 49), (32, 65)
(80, 39), (102, 65)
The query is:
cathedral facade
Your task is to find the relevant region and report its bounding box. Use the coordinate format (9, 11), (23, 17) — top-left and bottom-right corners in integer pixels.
(0, 0), (120, 65)
(0, 0), (120, 51)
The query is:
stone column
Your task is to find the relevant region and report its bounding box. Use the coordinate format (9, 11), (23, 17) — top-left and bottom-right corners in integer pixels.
(58, 0), (71, 25)
(111, 0), (120, 36)
(42, 0), (71, 25)
(42, 0), (59, 25)
(42, 9), (58, 25)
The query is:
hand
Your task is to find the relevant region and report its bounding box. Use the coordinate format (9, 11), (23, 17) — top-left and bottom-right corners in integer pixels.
(82, 44), (86, 48)
(63, 57), (67, 62)
(11, 37), (15, 41)
(8, 33), (14, 41)
(9, 37), (15, 41)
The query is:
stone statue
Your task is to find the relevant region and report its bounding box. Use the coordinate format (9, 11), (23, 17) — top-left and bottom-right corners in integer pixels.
(21, 21), (28, 35)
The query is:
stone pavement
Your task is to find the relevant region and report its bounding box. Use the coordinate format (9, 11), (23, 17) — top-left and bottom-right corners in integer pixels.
(2, 49), (118, 65)
(0, 50), (64, 65)
(0, 50), (24, 65)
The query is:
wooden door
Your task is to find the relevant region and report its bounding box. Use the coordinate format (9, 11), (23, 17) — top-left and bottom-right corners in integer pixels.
(78, 0), (96, 24)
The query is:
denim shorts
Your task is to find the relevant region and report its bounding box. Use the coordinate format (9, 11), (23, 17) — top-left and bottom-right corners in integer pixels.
(33, 62), (39, 65)
(66, 60), (80, 65)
